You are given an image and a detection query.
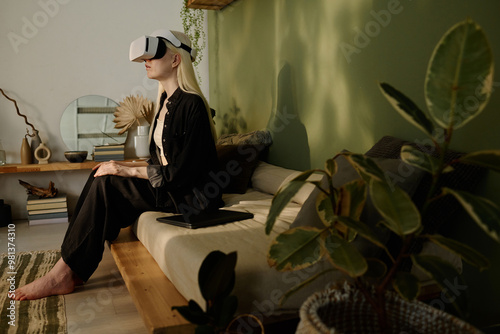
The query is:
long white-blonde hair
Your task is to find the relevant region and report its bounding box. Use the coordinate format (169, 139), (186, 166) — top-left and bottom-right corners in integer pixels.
(154, 30), (217, 142)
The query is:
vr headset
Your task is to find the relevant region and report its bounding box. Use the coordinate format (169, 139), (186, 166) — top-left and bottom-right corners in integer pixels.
(129, 29), (197, 62)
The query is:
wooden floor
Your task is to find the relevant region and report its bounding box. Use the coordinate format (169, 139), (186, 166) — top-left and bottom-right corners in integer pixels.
(0, 220), (148, 333)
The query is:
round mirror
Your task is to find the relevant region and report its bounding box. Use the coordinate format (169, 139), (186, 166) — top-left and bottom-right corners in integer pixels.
(60, 95), (125, 159)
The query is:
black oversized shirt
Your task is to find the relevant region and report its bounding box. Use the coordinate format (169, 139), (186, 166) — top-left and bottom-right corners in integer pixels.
(146, 88), (224, 214)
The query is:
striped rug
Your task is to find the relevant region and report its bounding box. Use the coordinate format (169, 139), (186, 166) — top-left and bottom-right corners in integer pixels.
(0, 250), (66, 334)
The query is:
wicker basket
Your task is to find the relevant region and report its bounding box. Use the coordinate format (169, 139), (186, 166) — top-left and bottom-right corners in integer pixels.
(296, 283), (481, 334)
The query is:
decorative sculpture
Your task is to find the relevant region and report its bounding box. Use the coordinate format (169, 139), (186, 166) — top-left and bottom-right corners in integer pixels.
(18, 180), (58, 198)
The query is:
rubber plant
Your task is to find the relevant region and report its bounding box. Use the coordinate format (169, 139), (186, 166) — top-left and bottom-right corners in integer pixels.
(172, 250), (238, 334)
(265, 18), (500, 330)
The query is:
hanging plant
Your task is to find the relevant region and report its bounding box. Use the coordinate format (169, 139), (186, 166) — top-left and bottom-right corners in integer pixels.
(180, 0), (206, 83)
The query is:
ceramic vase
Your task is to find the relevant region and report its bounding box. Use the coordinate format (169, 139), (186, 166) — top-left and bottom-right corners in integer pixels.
(134, 125), (150, 159)
(21, 137), (32, 164)
(34, 142), (52, 164)
(30, 130), (42, 163)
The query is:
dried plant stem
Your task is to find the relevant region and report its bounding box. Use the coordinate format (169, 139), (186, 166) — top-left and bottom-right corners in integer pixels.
(0, 88), (37, 137)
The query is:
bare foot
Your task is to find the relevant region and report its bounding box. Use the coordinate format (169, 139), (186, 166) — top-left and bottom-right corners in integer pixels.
(11, 258), (80, 301)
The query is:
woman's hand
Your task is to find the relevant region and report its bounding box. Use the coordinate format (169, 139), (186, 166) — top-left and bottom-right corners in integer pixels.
(93, 160), (148, 179)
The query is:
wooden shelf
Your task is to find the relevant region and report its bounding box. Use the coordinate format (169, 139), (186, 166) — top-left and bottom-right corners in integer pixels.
(186, 0), (235, 10)
(0, 161), (98, 174)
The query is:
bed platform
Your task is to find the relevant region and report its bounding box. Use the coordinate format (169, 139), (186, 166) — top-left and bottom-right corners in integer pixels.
(109, 226), (193, 334)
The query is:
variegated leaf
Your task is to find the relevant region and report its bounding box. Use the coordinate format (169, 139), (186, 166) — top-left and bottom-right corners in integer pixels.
(442, 188), (500, 242)
(425, 19), (494, 130)
(427, 234), (489, 271)
(379, 82), (434, 136)
(325, 158), (337, 177)
(316, 191), (336, 228)
(337, 179), (367, 221)
(323, 234), (368, 277)
(334, 216), (388, 251)
(401, 145), (453, 174)
(365, 258), (387, 279)
(343, 153), (386, 182)
(393, 271), (421, 301)
(266, 170), (315, 234)
(369, 178), (421, 236)
(459, 150), (500, 173)
(268, 227), (324, 271)
(411, 255), (467, 315)
(279, 269), (336, 306)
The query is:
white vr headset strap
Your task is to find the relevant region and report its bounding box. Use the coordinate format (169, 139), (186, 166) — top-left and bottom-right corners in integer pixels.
(153, 29), (197, 61)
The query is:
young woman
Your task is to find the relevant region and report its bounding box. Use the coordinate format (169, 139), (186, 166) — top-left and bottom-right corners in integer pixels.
(13, 30), (223, 301)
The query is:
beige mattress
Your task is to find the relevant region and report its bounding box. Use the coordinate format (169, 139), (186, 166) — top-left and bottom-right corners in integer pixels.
(133, 189), (337, 315)
(132, 162), (337, 315)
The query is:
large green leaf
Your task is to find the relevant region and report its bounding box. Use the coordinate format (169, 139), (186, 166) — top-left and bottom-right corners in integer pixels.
(364, 258), (387, 279)
(323, 234), (368, 277)
(265, 170), (315, 234)
(337, 179), (367, 220)
(393, 271), (420, 301)
(172, 300), (210, 325)
(459, 150), (500, 173)
(425, 19), (494, 130)
(316, 191), (336, 228)
(279, 269), (336, 306)
(325, 157), (337, 177)
(369, 178), (421, 236)
(411, 255), (468, 315)
(427, 234), (489, 271)
(442, 188), (500, 242)
(268, 227), (324, 271)
(343, 153), (386, 182)
(198, 251), (237, 302)
(335, 216), (388, 251)
(400, 145), (453, 174)
(379, 82), (434, 136)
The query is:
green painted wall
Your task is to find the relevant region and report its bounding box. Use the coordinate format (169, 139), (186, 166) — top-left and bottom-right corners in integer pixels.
(208, 0), (500, 328)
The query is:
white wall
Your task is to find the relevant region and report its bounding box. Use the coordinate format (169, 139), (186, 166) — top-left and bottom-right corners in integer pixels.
(0, 0), (209, 219)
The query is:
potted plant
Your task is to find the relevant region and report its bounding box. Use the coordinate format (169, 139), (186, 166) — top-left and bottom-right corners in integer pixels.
(265, 18), (499, 333)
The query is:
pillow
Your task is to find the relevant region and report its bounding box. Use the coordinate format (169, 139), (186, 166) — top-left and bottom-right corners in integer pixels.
(217, 129), (273, 146)
(216, 144), (266, 194)
(251, 161), (323, 205)
(290, 155), (426, 256)
(251, 161), (297, 196)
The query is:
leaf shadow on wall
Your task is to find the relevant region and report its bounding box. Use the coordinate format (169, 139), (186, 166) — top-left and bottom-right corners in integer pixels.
(266, 63), (310, 170)
(219, 99), (248, 136)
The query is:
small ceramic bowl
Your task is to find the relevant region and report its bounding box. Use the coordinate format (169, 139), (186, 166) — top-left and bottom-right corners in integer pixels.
(64, 151), (88, 163)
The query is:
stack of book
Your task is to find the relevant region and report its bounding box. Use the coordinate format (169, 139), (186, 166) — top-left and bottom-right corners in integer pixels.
(93, 144), (125, 162)
(26, 193), (68, 225)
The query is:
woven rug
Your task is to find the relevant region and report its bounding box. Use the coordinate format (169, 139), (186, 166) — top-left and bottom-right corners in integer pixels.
(0, 250), (66, 334)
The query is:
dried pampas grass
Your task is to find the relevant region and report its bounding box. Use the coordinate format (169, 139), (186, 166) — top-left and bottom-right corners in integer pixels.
(113, 95), (154, 134)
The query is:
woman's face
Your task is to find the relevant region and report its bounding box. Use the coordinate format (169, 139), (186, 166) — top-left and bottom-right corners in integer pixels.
(144, 47), (177, 81)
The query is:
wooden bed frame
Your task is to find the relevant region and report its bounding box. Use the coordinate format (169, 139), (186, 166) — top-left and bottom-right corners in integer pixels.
(109, 226), (194, 334)
(109, 226), (300, 334)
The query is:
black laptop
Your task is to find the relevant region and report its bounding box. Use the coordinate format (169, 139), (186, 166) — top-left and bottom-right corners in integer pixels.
(156, 209), (254, 229)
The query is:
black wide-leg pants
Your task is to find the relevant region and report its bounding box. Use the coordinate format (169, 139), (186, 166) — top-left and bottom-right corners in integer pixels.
(61, 171), (160, 281)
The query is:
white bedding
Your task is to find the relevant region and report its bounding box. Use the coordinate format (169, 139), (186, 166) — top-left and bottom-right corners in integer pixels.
(133, 188), (337, 315)
(132, 161), (337, 315)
